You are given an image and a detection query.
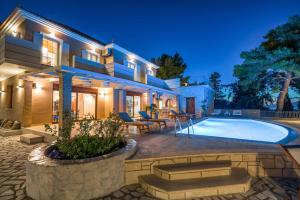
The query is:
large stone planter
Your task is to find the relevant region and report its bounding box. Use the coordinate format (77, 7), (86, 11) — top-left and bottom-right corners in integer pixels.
(26, 139), (137, 200)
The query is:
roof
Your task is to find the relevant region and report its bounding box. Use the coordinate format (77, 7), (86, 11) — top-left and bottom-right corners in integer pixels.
(6, 6), (106, 46)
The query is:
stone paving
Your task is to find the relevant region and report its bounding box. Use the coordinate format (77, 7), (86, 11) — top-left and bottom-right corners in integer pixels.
(99, 177), (300, 200)
(0, 136), (42, 200)
(0, 135), (299, 200)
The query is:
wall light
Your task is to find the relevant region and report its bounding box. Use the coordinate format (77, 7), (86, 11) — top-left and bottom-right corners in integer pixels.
(128, 54), (136, 61)
(33, 83), (43, 90)
(48, 78), (58, 82)
(90, 46), (96, 53)
(11, 26), (19, 37)
(0, 90), (5, 94)
(16, 85), (24, 89)
(49, 31), (56, 38)
(99, 90), (106, 96)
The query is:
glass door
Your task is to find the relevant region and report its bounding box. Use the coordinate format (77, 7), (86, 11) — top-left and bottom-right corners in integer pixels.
(126, 95), (141, 117)
(126, 96), (134, 117)
(133, 96), (141, 117)
(77, 93), (96, 119)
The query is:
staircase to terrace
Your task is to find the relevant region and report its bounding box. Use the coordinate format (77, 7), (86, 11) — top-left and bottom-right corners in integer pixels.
(138, 160), (252, 199)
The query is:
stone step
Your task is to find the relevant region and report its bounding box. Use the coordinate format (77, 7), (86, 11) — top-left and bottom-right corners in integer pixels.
(154, 160), (231, 180)
(20, 134), (44, 144)
(139, 168), (251, 200)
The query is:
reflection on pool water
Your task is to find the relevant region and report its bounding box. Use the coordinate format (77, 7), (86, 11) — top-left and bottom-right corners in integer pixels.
(178, 118), (295, 144)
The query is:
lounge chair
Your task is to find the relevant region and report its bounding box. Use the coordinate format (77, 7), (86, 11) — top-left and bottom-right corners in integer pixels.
(118, 112), (153, 134)
(224, 110), (231, 116)
(211, 109), (222, 116)
(233, 110), (242, 116)
(139, 111), (168, 129)
(170, 110), (191, 120)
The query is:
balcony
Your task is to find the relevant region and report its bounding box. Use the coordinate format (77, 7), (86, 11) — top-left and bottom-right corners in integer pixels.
(146, 75), (170, 90)
(73, 56), (108, 75)
(105, 62), (135, 81)
(0, 34), (43, 68)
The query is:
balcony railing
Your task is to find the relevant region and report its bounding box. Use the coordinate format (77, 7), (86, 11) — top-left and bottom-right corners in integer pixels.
(147, 75), (170, 90)
(73, 56), (108, 74)
(0, 34), (42, 68)
(105, 62), (135, 81)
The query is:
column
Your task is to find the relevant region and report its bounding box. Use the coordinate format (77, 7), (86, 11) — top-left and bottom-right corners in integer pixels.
(22, 80), (33, 127)
(58, 71), (73, 136)
(146, 90), (153, 106)
(176, 95), (181, 112)
(119, 90), (126, 112)
(112, 89), (119, 113)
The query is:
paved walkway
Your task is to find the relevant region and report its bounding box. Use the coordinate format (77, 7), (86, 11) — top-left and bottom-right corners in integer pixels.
(98, 178), (300, 200)
(0, 135), (299, 200)
(0, 136), (42, 200)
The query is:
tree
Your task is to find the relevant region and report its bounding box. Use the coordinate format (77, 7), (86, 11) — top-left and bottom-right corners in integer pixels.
(283, 94), (293, 111)
(151, 53), (190, 86)
(230, 71), (273, 109)
(209, 72), (225, 101)
(234, 15), (300, 111)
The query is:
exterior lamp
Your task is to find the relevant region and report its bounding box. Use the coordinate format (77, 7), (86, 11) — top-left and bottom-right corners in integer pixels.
(49, 31), (56, 38)
(16, 84), (24, 89)
(33, 83), (43, 90)
(11, 26), (19, 37)
(99, 90), (106, 96)
(0, 90), (5, 94)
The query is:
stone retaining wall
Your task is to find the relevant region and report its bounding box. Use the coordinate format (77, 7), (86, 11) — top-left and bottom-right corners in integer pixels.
(125, 152), (300, 184)
(26, 139), (137, 200)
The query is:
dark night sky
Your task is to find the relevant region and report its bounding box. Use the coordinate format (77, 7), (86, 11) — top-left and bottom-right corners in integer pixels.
(1, 0), (299, 83)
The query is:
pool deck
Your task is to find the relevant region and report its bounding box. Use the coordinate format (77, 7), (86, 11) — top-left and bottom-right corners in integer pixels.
(26, 118), (300, 161)
(125, 120), (288, 160)
(123, 118), (300, 160)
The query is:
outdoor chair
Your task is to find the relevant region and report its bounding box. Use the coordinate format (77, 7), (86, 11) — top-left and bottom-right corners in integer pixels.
(233, 110), (242, 116)
(139, 111), (168, 129)
(170, 110), (191, 121)
(118, 112), (153, 134)
(211, 109), (222, 116)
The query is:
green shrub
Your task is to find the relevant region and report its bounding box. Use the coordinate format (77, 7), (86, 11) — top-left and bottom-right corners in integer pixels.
(45, 113), (126, 160)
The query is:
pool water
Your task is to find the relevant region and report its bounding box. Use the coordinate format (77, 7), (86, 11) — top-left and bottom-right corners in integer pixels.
(178, 118), (296, 144)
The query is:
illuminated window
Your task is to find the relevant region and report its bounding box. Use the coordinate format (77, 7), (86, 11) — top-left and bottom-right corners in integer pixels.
(41, 38), (59, 67)
(87, 52), (99, 62)
(128, 62), (136, 69)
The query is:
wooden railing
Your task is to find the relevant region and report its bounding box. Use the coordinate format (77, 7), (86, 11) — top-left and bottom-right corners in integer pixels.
(260, 111), (300, 119)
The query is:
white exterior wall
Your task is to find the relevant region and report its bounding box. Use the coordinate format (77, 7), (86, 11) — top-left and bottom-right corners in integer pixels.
(175, 85), (214, 114)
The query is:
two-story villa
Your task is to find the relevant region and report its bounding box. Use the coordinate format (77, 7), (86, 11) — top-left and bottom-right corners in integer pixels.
(0, 7), (181, 128)
(0, 7), (214, 128)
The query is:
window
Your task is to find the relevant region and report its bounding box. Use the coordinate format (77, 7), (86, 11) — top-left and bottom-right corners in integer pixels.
(6, 85), (13, 108)
(128, 62), (136, 69)
(42, 37), (59, 67)
(87, 52), (99, 62)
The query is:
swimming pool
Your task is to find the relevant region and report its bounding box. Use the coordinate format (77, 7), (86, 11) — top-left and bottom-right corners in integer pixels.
(178, 118), (297, 144)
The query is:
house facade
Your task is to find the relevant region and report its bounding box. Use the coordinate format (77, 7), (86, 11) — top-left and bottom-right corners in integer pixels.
(0, 7), (213, 128)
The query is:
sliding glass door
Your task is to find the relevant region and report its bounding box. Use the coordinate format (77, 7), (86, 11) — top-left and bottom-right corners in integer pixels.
(126, 95), (141, 117)
(52, 90), (96, 122)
